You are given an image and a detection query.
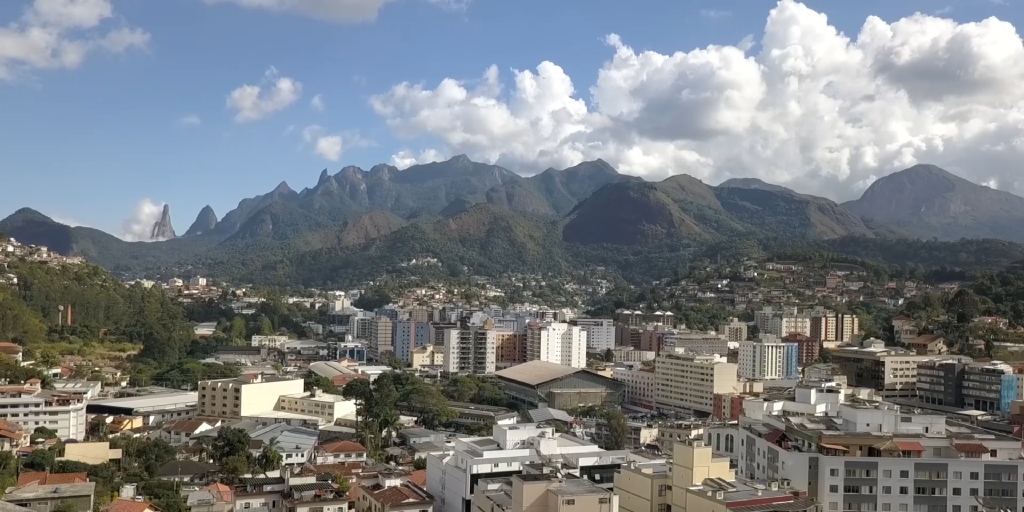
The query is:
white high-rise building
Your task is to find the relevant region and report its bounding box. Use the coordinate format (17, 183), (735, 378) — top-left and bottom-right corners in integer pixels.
(0, 380), (87, 440)
(574, 318), (616, 352)
(525, 321), (587, 368)
(441, 320), (500, 375)
(767, 314), (812, 337)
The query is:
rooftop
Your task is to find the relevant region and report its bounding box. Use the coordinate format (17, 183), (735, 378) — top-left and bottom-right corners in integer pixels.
(4, 481), (95, 499)
(88, 392), (198, 411)
(494, 360), (584, 387)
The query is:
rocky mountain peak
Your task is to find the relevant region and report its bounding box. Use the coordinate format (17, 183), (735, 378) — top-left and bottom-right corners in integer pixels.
(150, 204), (176, 240)
(184, 205), (218, 236)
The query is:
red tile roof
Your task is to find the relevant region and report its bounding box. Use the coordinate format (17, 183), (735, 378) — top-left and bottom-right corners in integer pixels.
(408, 470), (427, 487)
(953, 443), (990, 454)
(17, 472), (88, 486)
(764, 429), (786, 444)
(363, 484), (431, 506)
(199, 483), (233, 503)
(894, 441), (925, 452)
(320, 440), (366, 454)
(108, 499), (160, 512)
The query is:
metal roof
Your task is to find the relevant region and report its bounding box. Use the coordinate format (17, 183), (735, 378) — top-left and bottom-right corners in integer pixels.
(494, 361), (582, 387)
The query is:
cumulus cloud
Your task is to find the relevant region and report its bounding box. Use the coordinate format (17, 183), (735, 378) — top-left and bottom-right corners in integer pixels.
(205, 0), (389, 23)
(369, 0), (1024, 199)
(0, 0), (150, 80)
(121, 199), (165, 242)
(178, 114), (202, 126)
(301, 125), (371, 161)
(310, 93), (325, 111)
(227, 67), (302, 123)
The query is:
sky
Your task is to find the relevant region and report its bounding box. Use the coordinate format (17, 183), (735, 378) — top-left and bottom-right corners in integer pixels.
(2, 0), (1024, 239)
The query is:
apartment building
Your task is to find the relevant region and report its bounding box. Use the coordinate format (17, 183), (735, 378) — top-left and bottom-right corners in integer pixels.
(197, 375), (304, 419)
(782, 333), (820, 365)
(525, 322), (587, 369)
(275, 389), (356, 423)
(962, 360), (1018, 413)
(611, 348), (656, 363)
(916, 360), (966, 407)
(612, 365), (657, 410)
(717, 401), (1024, 512)
(767, 314), (811, 338)
(442, 321), (498, 375)
(411, 344), (445, 369)
(831, 338), (972, 398)
(655, 353), (738, 413)
(663, 331), (729, 356)
(615, 463), (669, 512)
(473, 474), (618, 512)
(0, 380), (87, 440)
(250, 335), (289, 349)
(574, 318), (616, 352)
(368, 316), (395, 361)
(393, 321), (431, 364)
(718, 318), (748, 342)
(494, 330), (526, 370)
(738, 336), (799, 380)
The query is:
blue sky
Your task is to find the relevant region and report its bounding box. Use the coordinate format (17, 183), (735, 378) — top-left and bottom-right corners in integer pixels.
(1, 0), (1022, 237)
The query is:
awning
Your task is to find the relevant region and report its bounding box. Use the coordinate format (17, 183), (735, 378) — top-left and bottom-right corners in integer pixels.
(894, 441), (925, 452)
(819, 443), (849, 451)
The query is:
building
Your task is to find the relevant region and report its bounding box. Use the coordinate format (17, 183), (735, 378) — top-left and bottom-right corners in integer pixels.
(892, 316), (919, 345)
(610, 348), (656, 363)
(355, 481), (434, 512)
(718, 318), (748, 343)
(197, 374), (304, 419)
(448, 402), (518, 427)
(962, 360), (1018, 413)
(251, 335), (289, 349)
(612, 365), (657, 410)
(783, 333), (819, 365)
(767, 314), (811, 338)
(615, 463), (669, 512)
(442, 321), (498, 375)
(185, 483), (234, 512)
(574, 318), (617, 352)
(494, 331), (526, 370)
(738, 336), (799, 380)
(904, 334), (949, 355)
(275, 389), (357, 423)
(314, 439), (367, 464)
(663, 332), (729, 356)
(2, 481), (95, 512)
(0, 381), (87, 440)
(473, 474), (618, 512)
(86, 390), (197, 426)
(831, 338), (971, 398)
(494, 360), (623, 409)
(655, 353), (739, 414)
(916, 359), (966, 407)
(0, 342), (23, 362)
(394, 321), (432, 364)
(57, 442), (122, 465)
(525, 322), (587, 369)
(411, 345), (445, 369)
(369, 316), (395, 361)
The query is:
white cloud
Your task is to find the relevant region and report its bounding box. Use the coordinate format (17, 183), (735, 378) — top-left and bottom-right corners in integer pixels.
(120, 199), (165, 242)
(0, 0), (150, 80)
(428, 0), (471, 11)
(369, 0), (1024, 199)
(301, 125), (344, 161)
(390, 148), (445, 168)
(700, 9), (732, 18)
(227, 66), (302, 123)
(178, 114), (202, 126)
(311, 93), (325, 111)
(205, 0), (391, 23)
(48, 213), (85, 227)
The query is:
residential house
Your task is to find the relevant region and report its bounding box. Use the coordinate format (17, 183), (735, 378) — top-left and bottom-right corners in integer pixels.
(16, 473), (87, 487)
(186, 483), (234, 512)
(155, 460), (219, 483)
(153, 420), (217, 446)
(57, 442), (122, 465)
(0, 419), (26, 452)
(905, 334), (949, 355)
(354, 482), (434, 512)
(315, 440), (367, 464)
(107, 499), (160, 512)
(2, 481), (95, 512)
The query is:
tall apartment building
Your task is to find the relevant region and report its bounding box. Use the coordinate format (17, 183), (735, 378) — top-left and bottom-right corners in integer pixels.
(655, 353), (738, 413)
(441, 321), (499, 375)
(831, 339), (972, 398)
(525, 321), (587, 369)
(738, 336), (799, 380)
(0, 380), (87, 440)
(573, 318), (616, 352)
(783, 333), (820, 365)
(767, 314), (811, 337)
(393, 321), (431, 364)
(718, 318), (748, 342)
(715, 401), (1024, 512)
(494, 330), (526, 370)
(916, 359), (966, 407)
(664, 331), (729, 356)
(407, 307), (431, 323)
(367, 316), (394, 361)
(809, 308), (860, 344)
(836, 314), (859, 343)
(197, 374), (304, 419)
(612, 365), (657, 410)
(962, 360), (1018, 413)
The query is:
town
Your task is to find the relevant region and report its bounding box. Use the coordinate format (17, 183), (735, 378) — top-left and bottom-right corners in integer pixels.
(2, 233), (1024, 512)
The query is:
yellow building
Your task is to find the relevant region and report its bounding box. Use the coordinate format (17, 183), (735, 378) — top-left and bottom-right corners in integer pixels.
(58, 441), (122, 465)
(197, 374), (304, 418)
(655, 354), (737, 413)
(411, 344), (445, 369)
(615, 464), (669, 512)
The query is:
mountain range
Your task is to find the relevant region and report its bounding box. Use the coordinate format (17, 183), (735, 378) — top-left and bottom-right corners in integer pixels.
(4, 158), (1024, 286)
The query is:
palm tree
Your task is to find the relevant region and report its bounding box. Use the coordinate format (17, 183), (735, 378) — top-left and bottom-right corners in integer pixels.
(376, 410), (401, 449)
(256, 437), (283, 475)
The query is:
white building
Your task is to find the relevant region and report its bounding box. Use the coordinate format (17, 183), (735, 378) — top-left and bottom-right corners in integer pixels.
(251, 335), (289, 348)
(654, 353), (739, 413)
(612, 364), (657, 410)
(197, 375), (304, 419)
(738, 336), (798, 380)
(275, 389), (356, 424)
(719, 318), (748, 342)
(574, 318), (616, 352)
(0, 380), (87, 440)
(441, 322), (498, 375)
(663, 331), (729, 356)
(189, 276), (208, 287)
(767, 314), (812, 337)
(525, 321), (587, 368)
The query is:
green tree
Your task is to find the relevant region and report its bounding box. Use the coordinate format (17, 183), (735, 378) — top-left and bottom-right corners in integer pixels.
(259, 316), (274, 336)
(601, 409), (629, 450)
(230, 317), (246, 342)
(305, 375), (339, 395)
(36, 349), (60, 370)
(412, 458), (427, 470)
(220, 454), (251, 484)
(256, 437), (283, 475)
(211, 427), (251, 463)
(603, 348), (615, 362)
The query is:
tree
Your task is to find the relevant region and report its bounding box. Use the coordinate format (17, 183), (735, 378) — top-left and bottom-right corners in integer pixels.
(412, 457), (427, 470)
(256, 437), (283, 475)
(22, 448), (54, 472)
(230, 317), (246, 342)
(212, 427), (251, 463)
(305, 375), (339, 395)
(601, 409), (629, 450)
(36, 349), (60, 370)
(220, 454), (251, 484)
(376, 409), (401, 448)
(343, 378), (374, 428)
(603, 348), (615, 362)
(51, 502), (76, 512)
(259, 316), (274, 336)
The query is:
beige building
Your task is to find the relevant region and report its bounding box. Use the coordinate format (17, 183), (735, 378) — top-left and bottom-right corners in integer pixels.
(655, 353), (738, 413)
(473, 474), (618, 512)
(355, 481), (434, 512)
(369, 316), (395, 361)
(615, 463), (669, 512)
(57, 441), (122, 465)
(3, 482), (95, 512)
(612, 365), (656, 410)
(831, 338), (971, 398)
(411, 344), (445, 369)
(197, 374), (304, 418)
(275, 389), (356, 423)
(718, 318), (747, 342)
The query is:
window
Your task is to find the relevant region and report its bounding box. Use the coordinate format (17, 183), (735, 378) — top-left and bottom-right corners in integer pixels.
(830, 469), (839, 477)
(244, 505), (251, 510)
(882, 505), (891, 512)
(563, 500), (575, 506)
(970, 488), (979, 497)
(658, 485), (666, 497)
(883, 470), (892, 478)
(828, 504), (838, 511)
(951, 507), (960, 512)
(830, 485), (839, 493)
(899, 505), (907, 512)
(656, 505), (665, 512)
(900, 471), (909, 479)
(882, 486), (891, 494)
(970, 472), (979, 480)
(899, 487), (909, 495)
(953, 488), (961, 496)
(953, 472), (962, 480)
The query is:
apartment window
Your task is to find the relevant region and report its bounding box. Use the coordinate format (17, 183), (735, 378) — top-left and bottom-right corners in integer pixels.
(882, 486), (891, 494)
(970, 472), (979, 480)
(969, 488), (978, 497)
(900, 471), (909, 478)
(953, 488), (961, 496)
(829, 485), (839, 493)
(899, 487), (909, 495)
(899, 505), (907, 512)
(244, 505), (251, 509)
(953, 472), (962, 480)
(657, 485), (666, 497)
(914, 487), (927, 495)
(828, 504), (838, 511)
(932, 448), (942, 457)
(883, 470), (892, 478)
(951, 507), (960, 512)
(830, 468), (839, 477)
(882, 505), (890, 512)
(563, 500), (575, 506)
(656, 505), (665, 512)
